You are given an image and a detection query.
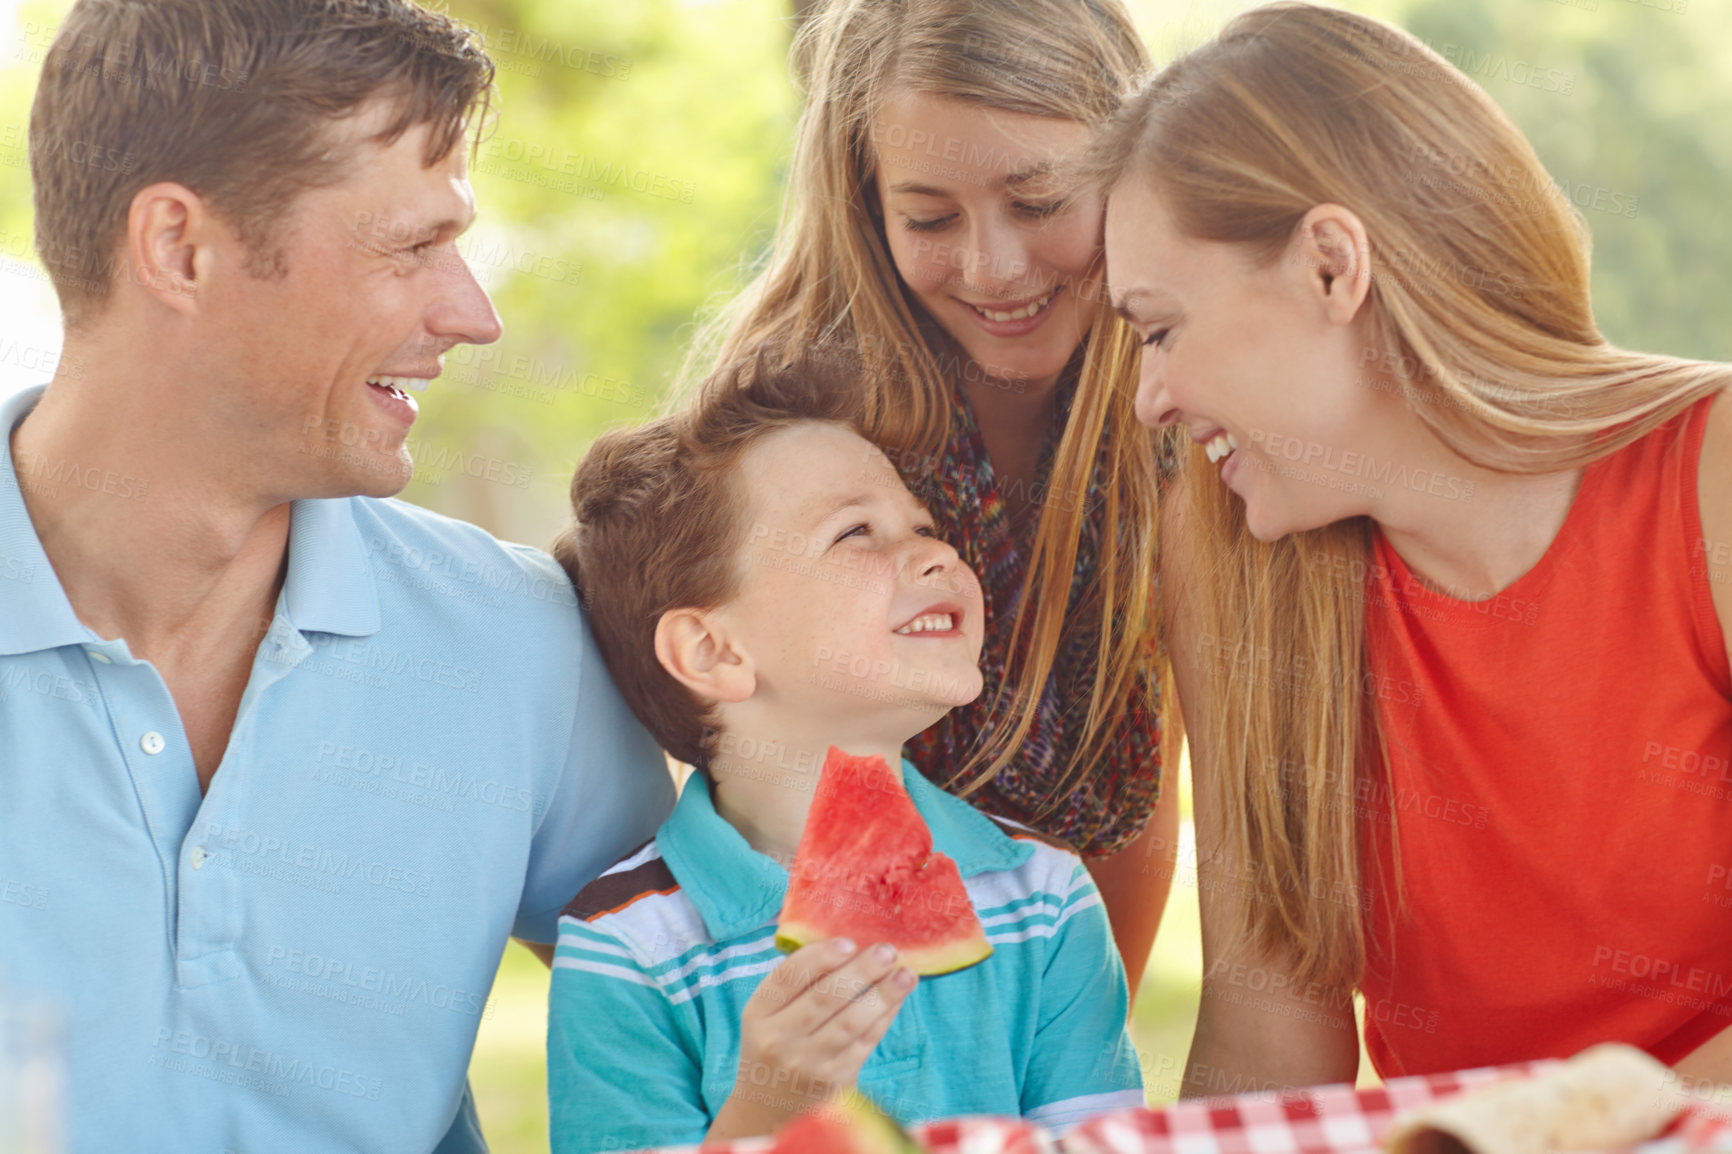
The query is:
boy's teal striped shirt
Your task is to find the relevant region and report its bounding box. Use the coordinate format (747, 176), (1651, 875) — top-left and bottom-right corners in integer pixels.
(547, 761), (1145, 1153)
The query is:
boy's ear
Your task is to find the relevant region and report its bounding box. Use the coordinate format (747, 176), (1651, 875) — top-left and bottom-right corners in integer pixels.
(655, 608), (756, 704)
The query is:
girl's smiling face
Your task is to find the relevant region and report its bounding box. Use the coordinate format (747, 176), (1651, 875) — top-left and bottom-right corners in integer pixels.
(872, 91), (1103, 391)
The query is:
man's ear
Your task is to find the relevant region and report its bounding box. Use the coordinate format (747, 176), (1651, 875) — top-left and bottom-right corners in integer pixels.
(124, 181), (224, 317)
(655, 608), (755, 705)
(1292, 202), (1373, 326)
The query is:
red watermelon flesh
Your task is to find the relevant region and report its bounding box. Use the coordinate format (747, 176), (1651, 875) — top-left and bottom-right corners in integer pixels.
(775, 747), (992, 976)
(766, 1091), (925, 1154)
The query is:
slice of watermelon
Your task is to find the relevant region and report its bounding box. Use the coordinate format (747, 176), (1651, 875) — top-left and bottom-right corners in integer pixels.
(766, 1091), (926, 1154)
(775, 747), (992, 976)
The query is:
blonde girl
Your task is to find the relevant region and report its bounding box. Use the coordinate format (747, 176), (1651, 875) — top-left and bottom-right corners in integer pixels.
(689, 0), (1182, 981)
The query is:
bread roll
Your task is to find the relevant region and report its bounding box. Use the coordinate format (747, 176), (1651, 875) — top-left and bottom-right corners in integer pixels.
(1384, 1044), (1685, 1154)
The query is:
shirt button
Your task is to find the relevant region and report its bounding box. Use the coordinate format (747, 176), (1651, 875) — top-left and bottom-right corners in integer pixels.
(190, 847), (208, 870)
(140, 731), (166, 755)
(87, 650), (112, 664)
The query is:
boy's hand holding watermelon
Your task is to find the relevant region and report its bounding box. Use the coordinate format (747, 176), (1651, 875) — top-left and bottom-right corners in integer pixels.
(706, 937), (918, 1142)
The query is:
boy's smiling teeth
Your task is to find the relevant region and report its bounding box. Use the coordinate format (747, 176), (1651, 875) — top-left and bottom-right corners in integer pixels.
(970, 289), (1055, 323)
(1205, 432), (1240, 464)
(895, 612), (954, 635)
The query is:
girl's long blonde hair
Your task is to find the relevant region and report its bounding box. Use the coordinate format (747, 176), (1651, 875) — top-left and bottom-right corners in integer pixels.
(684, 0), (1170, 805)
(1090, 1), (1732, 988)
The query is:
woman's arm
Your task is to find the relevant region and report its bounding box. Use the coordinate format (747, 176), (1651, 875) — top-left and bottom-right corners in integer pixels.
(1161, 478), (1361, 1094)
(1701, 387), (1732, 691)
(1674, 1024), (1732, 1089)
(1674, 387), (1732, 1089)
(1086, 781), (1181, 1007)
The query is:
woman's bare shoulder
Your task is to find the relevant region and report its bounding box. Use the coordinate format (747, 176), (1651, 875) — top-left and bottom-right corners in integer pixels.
(1698, 387), (1732, 663)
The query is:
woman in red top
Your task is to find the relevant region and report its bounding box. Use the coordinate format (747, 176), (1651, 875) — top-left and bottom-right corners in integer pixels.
(1091, 3), (1732, 1089)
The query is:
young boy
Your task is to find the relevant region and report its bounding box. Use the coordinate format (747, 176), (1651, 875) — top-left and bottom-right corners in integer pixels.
(546, 348), (1145, 1153)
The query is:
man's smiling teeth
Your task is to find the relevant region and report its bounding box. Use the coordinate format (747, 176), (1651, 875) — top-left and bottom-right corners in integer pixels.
(973, 290), (1054, 323)
(1205, 432), (1240, 464)
(895, 612), (954, 635)
(367, 375), (430, 393)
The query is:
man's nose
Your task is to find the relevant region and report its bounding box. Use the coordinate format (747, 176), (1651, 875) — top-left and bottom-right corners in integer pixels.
(428, 246), (504, 347)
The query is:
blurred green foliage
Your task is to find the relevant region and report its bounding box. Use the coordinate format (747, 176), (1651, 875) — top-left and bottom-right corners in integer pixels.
(1354, 0), (1732, 362)
(399, 0), (802, 546)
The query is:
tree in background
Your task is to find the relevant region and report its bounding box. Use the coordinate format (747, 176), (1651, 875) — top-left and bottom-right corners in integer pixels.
(397, 0), (799, 544)
(1364, 0), (1730, 361)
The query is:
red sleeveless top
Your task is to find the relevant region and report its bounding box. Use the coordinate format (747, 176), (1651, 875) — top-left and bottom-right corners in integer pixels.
(1360, 394), (1732, 1076)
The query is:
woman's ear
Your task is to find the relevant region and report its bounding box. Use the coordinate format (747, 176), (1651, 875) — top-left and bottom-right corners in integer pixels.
(655, 608), (756, 705)
(1293, 203), (1373, 326)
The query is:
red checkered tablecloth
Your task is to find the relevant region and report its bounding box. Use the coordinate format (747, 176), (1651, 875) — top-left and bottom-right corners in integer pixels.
(633, 1061), (1732, 1154)
(1061, 1063), (1556, 1154)
(1063, 1064), (1732, 1154)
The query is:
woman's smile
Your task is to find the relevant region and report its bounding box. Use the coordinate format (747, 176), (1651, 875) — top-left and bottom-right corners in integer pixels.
(954, 284), (1064, 338)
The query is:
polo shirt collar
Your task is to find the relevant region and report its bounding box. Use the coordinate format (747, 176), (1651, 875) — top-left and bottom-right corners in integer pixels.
(0, 386), (93, 656)
(283, 497), (380, 638)
(0, 385), (381, 655)
(659, 757), (1033, 942)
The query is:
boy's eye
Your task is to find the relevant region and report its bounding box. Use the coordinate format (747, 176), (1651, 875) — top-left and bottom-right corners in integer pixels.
(915, 525), (937, 538)
(835, 522), (869, 543)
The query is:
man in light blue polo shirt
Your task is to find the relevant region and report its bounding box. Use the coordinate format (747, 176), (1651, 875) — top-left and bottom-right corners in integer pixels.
(0, 2), (673, 1151)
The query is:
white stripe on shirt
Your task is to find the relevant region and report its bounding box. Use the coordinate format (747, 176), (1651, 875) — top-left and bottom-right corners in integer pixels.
(666, 956), (784, 1005)
(555, 929), (637, 960)
(551, 957), (660, 988)
(1026, 1088), (1147, 1130)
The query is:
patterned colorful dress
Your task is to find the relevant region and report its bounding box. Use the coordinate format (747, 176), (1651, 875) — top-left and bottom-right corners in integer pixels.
(901, 373), (1167, 857)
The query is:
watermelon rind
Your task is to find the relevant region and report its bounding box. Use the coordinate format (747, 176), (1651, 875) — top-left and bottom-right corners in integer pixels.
(774, 923), (992, 976)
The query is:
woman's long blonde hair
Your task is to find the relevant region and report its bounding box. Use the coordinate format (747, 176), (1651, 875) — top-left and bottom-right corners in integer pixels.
(683, 0), (1169, 803)
(1090, 2), (1732, 987)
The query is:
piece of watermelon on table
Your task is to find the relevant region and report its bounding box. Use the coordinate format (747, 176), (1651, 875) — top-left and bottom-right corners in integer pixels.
(775, 746), (992, 976)
(762, 1091), (925, 1153)
(759, 1091), (1051, 1154)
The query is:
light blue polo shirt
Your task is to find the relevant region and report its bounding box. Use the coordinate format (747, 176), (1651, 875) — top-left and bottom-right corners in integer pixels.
(547, 764), (1146, 1153)
(0, 385), (675, 1154)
